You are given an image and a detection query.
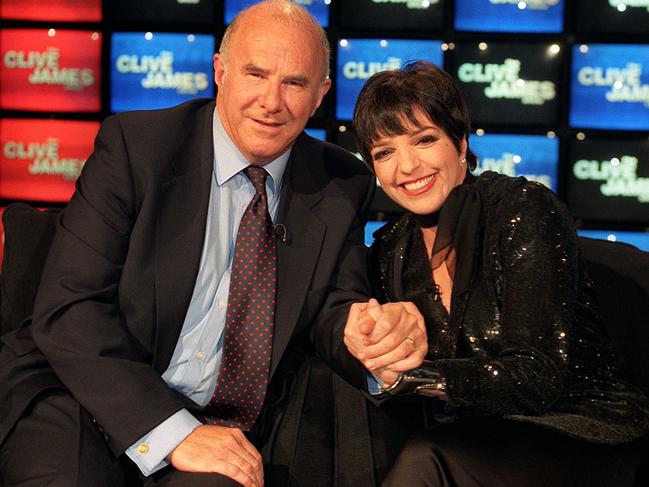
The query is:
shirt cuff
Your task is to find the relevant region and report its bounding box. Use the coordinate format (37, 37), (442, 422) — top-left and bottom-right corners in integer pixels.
(367, 373), (383, 395)
(125, 409), (202, 476)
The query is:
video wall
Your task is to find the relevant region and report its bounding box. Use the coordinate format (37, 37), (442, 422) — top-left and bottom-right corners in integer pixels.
(1, 0), (648, 258)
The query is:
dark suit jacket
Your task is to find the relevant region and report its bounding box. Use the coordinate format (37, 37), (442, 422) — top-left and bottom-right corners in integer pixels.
(0, 98), (374, 455)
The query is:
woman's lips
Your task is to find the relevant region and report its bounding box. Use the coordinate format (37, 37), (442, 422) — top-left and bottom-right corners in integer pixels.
(400, 173), (436, 195)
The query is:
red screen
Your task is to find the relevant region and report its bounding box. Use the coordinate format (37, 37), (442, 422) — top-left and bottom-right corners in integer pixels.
(0, 0), (102, 22)
(0, 29), (102, 112)
(0, 118), (100, 202)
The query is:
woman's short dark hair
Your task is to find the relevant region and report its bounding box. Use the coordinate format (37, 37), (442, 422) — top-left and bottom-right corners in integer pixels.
(352, 61), (477, 171)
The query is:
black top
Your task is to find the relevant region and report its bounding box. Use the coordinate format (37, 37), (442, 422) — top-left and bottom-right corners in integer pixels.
(370, 171), (649, 444)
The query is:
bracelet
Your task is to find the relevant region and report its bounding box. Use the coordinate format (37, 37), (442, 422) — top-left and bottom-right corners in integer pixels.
(380, 372), (404, 393)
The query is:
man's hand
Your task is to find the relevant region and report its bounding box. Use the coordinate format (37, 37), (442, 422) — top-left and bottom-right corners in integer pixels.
(169, 424), (263, 486)
(344, 299), (427, 385)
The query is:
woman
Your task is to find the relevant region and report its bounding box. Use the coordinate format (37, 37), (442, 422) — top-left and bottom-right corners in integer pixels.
(348, 61), (649, 486)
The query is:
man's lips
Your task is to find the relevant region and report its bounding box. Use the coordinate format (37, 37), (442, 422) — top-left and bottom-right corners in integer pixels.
(252, 118), (284, 128)
(400, 173), (437, 195)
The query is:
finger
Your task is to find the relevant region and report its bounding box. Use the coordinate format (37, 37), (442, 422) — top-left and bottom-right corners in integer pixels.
(363, 303), (411, 344)
(382, 346), (427, 371)
(362, 316), (423, 358)
(357, 311), (377, 336)
(230, 430), (264, 485)
(210, 459), (260, 487)
(362, 328), (426, 369)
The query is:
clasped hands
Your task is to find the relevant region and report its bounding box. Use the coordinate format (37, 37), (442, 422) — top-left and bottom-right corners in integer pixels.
(344, 298), (427, 388)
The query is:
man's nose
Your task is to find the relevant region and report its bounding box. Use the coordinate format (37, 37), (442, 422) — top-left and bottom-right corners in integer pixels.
(259, 81), (283, 113)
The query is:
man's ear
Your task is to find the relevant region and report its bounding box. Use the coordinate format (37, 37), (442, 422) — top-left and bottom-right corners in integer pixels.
(310, 78), (332, 116)
(213, 53), (225, 87)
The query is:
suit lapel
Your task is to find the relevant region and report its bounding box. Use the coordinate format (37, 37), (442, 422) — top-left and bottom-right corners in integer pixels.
(153, 102), (215, 372)
(271, 136), (326, 376)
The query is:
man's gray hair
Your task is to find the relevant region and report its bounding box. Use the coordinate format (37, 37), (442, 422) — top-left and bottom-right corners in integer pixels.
(219, 0), (330, 82)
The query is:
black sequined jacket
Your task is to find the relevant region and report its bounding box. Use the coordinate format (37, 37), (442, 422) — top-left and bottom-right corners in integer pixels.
(370, 171), (649, 444)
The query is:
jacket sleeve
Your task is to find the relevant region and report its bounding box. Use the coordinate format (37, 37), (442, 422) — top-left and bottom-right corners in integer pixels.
(312, 171), (376, 391)
(30, 115), (186, 455)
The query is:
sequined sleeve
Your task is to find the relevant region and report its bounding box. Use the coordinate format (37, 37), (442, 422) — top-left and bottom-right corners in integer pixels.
(439, 181), (579, 415)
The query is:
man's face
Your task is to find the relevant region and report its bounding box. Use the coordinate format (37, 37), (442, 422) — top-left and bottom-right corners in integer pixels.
(214, 17), (331, 165)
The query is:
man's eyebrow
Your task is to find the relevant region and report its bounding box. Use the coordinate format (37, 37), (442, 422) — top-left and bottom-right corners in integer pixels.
(243, 62), (310, 84)
(243, 63), (267, 74)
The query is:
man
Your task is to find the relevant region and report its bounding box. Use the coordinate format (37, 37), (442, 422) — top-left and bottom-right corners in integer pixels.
(0, 1), (425, 486)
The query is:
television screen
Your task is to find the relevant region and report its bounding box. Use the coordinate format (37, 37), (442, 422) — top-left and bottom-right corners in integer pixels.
(364, 220), (388, 247)
(224, 0), (330, 27)
(569, 43), (649, 131)
(578, 229), (649, 252)
(336, 38), (444, 121)
(471, 133), (559, 191)
(304, 128), (326, 141)
(0, 118), (100, 202)
(577, 229), (649, 252)
(574, 0), (649, 34)
(0, 29), (102, 112)
(567, 137), (649, 224)
(455, 0), (564, 33)
(336, 0), (444, 32)
(452, 41), (561, 127)
(107, 0), (217, 25)
(110, 32), (215, 113)
(0, 0), (101, 22)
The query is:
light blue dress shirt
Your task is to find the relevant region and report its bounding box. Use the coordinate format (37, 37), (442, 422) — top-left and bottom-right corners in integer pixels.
(126, 108), (290, 476)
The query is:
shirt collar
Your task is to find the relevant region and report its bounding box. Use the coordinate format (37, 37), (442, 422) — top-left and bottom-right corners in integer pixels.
(212, 107), (290, 195)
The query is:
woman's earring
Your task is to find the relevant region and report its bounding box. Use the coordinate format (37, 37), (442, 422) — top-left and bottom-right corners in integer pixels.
(459, 158), (467, 166)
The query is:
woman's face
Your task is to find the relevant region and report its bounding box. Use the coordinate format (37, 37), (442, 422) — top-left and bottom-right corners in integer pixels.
(370, 110), (467, 216)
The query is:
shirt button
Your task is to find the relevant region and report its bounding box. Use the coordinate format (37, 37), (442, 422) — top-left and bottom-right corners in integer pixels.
(218, 300), (228, 309)
(137, 443), (149, 455)
(195, 351), (205, 360)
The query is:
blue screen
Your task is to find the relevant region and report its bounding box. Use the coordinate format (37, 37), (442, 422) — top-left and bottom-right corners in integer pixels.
(455, 0), (564, 33)
(569, 43), (649, 130)
(305, 128), (326, 141)
(224, 0), (329, 27)
(364, 220), (388, 247)
(110, 32), (215, 113)
(336, 38), (443, 121)
(471, 133), (559, 191)
(578, 230), (649, 252)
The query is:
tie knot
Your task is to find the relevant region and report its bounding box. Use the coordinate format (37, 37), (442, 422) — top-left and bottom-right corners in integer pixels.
(244, 166), (268, 195)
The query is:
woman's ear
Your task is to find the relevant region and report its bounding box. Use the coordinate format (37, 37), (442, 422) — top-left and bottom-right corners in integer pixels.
(459, 137), (468, 160)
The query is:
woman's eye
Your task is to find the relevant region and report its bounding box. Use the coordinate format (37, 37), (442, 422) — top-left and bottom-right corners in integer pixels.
(417, 135), (436, 145)
(372, 150), (390, 161)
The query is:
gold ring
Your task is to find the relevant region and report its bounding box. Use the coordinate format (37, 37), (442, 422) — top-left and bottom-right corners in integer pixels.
(404, 337), (415, 348)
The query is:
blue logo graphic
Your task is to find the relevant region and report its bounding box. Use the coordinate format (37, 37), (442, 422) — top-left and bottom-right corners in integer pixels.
(455, 0), (564, 33)
(570, 44), (649, 130)
(110, 32), (215, 113)
(471, 133), (559, 191)
(336, 38), (443, 121)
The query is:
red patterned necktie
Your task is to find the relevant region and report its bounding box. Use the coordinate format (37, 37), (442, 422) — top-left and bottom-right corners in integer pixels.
(204, 165), (277, 429)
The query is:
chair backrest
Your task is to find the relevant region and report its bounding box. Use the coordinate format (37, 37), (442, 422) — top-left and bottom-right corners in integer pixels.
(578, 236), (649, 396)
(0, 203), (63, 335)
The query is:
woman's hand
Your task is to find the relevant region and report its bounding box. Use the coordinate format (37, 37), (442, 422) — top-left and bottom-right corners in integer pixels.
(344, 299), (428, 381)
